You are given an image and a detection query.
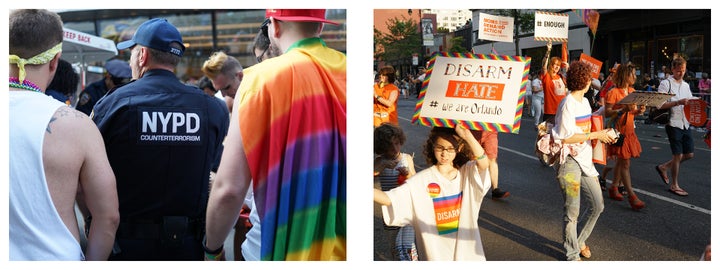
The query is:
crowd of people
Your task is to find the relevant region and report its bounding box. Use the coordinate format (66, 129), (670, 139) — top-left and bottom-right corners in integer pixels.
(9, 8), (346, 261)
(9, 8), (707, 262)
(372, 39), (706, 261)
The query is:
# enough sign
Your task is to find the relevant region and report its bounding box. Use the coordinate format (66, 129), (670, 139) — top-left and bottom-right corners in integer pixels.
(412, 52), (531, 133)
(534, 11), (569, 42)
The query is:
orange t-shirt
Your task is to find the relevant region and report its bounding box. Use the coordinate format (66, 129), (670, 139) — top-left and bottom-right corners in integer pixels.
(541, 72), (567, 115)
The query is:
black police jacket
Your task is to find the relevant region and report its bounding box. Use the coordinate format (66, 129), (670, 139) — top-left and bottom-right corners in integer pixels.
(93, 69), (229, 222)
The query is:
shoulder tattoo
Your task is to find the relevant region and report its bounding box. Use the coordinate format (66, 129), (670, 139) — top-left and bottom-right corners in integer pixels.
(46, 106), (86, 134)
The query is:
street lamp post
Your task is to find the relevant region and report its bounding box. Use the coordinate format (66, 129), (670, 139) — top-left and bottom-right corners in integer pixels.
(409, 9), (424, 75)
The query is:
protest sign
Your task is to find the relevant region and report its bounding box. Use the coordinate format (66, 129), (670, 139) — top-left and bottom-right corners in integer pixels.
(478, 12), (514, 43)
(411, 52), (531, 133)
(617, 91), (675, 108)
(534, 11), (569, 42)
(579, 53), (603, 79)
(684, 99), (708, 127)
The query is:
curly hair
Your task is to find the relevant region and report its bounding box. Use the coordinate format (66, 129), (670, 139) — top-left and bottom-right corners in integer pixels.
(565, 61), (594, 92)
(422, 127), (472, 168)
(373, 123), (406, 155)
(612, 62), (636, 89)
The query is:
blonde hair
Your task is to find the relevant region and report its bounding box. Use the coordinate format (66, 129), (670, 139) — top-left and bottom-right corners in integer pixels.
(201, 51), (243, 80)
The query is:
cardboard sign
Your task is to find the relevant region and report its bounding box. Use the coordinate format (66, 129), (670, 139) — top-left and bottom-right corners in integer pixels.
(579, 53), (603, 79)
(534, 11), (569, 42)
(684, 99), (708, 127)
(617, 91), (675, 108)
(411, 52), (531, 133)
(478, 13), (514, 43)
(591, 111), (606, 165)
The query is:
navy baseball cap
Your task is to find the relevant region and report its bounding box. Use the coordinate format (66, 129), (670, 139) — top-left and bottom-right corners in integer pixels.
(117, 18), (185, 57)
(104, 59), (131, 78)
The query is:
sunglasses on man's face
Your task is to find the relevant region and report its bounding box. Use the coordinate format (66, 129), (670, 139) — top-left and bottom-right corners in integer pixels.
(260, 18), (270, 37)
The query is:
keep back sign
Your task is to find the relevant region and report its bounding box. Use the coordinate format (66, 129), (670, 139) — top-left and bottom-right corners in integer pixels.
(412, 52), (531, 133)
(534, 11), (569, 42)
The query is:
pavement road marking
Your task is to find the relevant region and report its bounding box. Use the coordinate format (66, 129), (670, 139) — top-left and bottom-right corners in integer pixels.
(397, 115), (710, 216)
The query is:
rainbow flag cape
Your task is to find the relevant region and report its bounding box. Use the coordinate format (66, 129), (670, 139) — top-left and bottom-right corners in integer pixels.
(237, 37), (346, 260)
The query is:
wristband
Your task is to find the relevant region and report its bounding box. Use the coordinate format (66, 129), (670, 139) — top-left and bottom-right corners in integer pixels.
(202, 235), (224, 255)
(205, 249), (225, 261)
(585, 133), (591, 141)
(476, 153), (487, 160)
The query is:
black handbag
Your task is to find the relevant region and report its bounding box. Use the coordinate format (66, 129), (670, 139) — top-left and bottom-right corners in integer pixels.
(611, 132), (625, 147)
(650, 79), (675, 125)
(649, 107), (670, 125)
(609, 112), (627, 147)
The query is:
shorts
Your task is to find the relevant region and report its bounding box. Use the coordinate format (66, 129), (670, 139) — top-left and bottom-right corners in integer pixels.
(665, 125), (694, 155)
(471, 130), (498, 159)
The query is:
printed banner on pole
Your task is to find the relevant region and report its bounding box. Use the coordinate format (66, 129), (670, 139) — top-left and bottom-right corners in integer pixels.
(534, 11), (569, 42)
(422, 18), (434, 46)
(411, 52), (532, 134)
(478, 12), (514, 43)
(579, 53), (603, 79)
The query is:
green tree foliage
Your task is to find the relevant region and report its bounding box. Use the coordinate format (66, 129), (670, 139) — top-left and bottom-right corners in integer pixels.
(374, 16), (421, 63)
(488, 9), (535, 56)
(449, 36), (468, 53)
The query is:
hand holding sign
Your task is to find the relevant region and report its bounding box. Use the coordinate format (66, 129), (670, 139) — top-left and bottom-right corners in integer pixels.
(684, 99), (708, 127)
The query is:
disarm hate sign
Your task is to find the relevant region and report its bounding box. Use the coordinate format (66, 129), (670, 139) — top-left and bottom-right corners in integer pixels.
(411, 52), (531, 133)
(534, 11), (569, 42)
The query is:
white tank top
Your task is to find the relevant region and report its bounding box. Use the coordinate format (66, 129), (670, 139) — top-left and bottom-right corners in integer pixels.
(9, 91), (84, 260)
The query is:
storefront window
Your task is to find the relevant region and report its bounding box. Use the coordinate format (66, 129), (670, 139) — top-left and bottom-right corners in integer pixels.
(657, 35), (704, 90)
(59, 9), (346, 83)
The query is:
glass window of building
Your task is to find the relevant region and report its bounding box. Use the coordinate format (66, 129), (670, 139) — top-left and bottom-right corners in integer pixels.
(57, 9), (346, 84)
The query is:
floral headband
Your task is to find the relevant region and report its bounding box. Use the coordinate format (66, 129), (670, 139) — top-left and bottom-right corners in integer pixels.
(9, 43), (63, 82)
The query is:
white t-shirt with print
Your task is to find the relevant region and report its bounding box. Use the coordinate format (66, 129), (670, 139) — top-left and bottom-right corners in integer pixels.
(552, 95), (598, 176)
(382, 161), (491, 260)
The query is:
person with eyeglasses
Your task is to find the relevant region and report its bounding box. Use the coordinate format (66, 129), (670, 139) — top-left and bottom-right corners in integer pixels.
(374, 124), (492, 260)
(204, 9), (346, 261)
(252, 20), (282, 64)
(224, 18), (284, 261)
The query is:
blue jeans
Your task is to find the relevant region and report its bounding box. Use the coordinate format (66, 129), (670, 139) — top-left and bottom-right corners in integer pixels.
(556, 156), (604, 260)
(531, 94), (544, 126)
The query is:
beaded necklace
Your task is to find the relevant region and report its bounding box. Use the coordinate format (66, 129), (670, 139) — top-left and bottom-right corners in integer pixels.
(9, 77), (42, 93)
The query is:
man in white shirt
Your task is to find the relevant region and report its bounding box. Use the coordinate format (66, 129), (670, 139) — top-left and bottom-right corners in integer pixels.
(655, 57), (695, 197)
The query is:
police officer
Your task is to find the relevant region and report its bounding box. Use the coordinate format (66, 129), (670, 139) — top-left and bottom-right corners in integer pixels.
(92, 18), (229, 261)
(75, 59), (131, 115)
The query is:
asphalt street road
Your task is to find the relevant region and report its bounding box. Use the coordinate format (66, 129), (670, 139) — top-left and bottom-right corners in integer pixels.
(374, 97), (712, 261)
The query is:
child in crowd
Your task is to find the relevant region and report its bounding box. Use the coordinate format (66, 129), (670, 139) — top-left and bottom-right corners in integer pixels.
(374, 123), (417, 260)
(374, 124), (491, 260)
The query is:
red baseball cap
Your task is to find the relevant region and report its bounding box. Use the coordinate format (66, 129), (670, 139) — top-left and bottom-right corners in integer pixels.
(265, 9), (339, 25)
